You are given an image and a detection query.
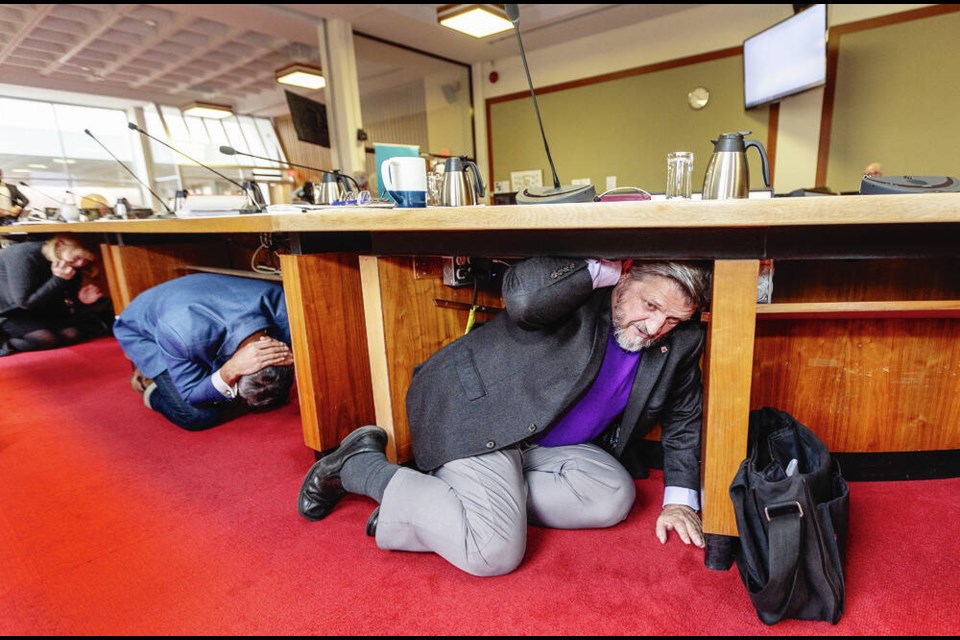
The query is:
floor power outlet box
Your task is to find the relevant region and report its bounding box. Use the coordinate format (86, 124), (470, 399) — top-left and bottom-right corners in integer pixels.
(442, 256), (473, 287)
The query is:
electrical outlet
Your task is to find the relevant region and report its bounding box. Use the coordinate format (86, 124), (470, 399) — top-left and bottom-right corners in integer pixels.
(442, 256), (473, 287)
(606, 176), (617, 190)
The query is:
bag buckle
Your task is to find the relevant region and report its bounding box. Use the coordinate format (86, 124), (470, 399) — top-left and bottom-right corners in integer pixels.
(764, 501), (804, 521)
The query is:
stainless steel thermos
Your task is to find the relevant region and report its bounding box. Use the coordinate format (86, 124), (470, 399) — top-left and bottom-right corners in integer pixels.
(439, 156), (485, 206)
(701, 131), (770, 199)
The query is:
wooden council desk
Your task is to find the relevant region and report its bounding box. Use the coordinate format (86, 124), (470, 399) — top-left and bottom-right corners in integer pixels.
(6, 194), (959, 563)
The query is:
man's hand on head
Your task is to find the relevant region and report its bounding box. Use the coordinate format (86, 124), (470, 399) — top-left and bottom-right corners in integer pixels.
(219, 336), (294, 385)
(78, 283), (103, 304)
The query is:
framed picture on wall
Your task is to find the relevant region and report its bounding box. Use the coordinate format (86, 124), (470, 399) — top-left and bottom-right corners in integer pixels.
(510, 169), (542, 192)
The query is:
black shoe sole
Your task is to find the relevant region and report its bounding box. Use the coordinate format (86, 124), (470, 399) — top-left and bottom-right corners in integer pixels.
(365, 506), (380, 537)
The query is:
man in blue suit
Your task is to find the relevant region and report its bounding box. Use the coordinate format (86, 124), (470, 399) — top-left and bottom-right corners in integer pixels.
(113, 273), (294, 431)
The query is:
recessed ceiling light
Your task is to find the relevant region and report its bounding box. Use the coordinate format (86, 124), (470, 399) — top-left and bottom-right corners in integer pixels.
(438, 4), (513, 38)
(275, 63), (326, 90)
(182, 101), (234, 119)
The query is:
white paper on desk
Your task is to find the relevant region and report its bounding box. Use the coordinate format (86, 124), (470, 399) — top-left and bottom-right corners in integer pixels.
(266, 203), (327, 214)
(177, 195), (249, 217)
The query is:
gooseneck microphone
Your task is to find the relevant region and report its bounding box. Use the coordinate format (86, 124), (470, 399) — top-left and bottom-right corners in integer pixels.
(504, 4), (596, 204)
(218, 145), (362, 193)
(84, 129), (173, 215)
(127, 122), (264, 213)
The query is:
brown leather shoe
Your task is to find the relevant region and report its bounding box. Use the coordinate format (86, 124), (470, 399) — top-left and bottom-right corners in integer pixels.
(297, 426), (388, 521)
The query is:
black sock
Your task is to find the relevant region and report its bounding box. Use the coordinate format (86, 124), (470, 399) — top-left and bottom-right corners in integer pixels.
(341, 451), (400, 503)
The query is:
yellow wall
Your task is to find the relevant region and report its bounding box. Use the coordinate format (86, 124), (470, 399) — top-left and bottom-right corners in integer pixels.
(488, 5), (960, 197)
(826, 9), (960, 192)
(490, 53), (771, 195)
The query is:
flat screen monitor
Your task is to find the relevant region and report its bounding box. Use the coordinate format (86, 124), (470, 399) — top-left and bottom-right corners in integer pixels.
(284, 90), (330, 148)
(743, 4), (827, 110)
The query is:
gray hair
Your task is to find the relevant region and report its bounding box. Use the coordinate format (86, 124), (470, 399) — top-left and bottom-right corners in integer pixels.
(237, 364), (295, 409)
(624, 261), (712, 310)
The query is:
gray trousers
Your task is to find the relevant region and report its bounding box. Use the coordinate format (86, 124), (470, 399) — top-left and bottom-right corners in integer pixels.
(375, 442), (636, 577)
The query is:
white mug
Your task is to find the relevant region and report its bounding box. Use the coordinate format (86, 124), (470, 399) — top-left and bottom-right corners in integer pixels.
(381, 157), (427, 208)
(59, 203), (80, 222)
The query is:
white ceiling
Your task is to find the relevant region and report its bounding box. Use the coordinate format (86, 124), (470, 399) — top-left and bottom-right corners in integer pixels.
(0, 4), (705, 117)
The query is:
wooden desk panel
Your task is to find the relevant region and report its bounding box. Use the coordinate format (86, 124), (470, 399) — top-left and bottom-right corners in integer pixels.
(6, 194), (959, 544)
(359, 256), (504, 463)
(280, 253), (376, 454)
(100, 241), (231, 314)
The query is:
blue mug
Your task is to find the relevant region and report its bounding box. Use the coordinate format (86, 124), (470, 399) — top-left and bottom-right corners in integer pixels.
(381, 157), (428, 208)
(388, 190), (426, 208)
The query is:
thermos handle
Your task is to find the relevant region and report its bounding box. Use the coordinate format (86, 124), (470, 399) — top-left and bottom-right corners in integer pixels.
(744, 140), (771, 188)
(465, 160), (485, 198)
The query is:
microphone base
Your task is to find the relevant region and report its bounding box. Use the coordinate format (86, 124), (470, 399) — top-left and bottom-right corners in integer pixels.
(515, 183), (597, 205)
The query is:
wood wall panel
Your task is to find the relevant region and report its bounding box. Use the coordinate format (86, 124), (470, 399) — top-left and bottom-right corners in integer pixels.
(769, 258), (960, 303)
(280, 253), (375, 453)
(751, 318), (960, 452)
(101, 241), (231, 313)
(371, 256), (504, 464)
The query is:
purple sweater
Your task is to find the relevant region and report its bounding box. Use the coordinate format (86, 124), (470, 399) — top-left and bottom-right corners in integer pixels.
(536, 328), (641, 447)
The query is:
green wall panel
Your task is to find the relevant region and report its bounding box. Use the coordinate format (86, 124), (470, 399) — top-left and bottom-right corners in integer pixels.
(827, 11), (960, 193)
(490, 53), (772, 196)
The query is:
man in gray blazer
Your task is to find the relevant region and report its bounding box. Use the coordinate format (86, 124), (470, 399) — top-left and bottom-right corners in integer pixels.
(298, 256), (712, 577)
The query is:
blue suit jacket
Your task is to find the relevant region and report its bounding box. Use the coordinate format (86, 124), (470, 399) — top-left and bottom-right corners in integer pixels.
(113, 274), (290, 406)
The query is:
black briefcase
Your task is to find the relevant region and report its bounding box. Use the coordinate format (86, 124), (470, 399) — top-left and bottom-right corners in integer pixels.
(729, 407), (849, 625)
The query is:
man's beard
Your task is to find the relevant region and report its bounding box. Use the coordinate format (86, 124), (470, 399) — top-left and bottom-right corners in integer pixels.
(612, 300), (662, 352)
(612, 322), (661, 352)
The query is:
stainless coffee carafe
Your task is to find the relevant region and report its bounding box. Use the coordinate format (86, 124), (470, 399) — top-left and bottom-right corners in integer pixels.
(303, 172), (352, 205)
(439, 156), (485, 206)
(701, 131), (770, 199)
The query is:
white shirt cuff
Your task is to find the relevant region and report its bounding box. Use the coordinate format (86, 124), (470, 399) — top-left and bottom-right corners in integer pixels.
(663, 486), (700, 512)
(584, 258), (622, 289)
(212, 369), (238, 399)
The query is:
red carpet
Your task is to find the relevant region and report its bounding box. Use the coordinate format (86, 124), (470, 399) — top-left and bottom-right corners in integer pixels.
(1, 337), (958, 635)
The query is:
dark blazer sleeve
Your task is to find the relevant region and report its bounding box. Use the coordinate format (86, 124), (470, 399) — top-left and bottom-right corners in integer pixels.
(501, 256), (594, 328)
(658, 327), (706, 491)
(4, 248), (72, 311)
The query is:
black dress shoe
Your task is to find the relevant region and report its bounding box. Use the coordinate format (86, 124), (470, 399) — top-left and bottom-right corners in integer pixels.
(298, 426), (388, 521)
(365, 506), (380, 537)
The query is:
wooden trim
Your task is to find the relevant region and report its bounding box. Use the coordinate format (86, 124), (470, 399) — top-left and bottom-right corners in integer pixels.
(176, 265), (281, 281)
(701, 300), (960, 322)
(829, 4), (960, 37)
(486, 47), (743, 104)
(359, 255), (398, 462)
(756, 300), (960, 320)
(701, 260), (760, 537)
(99, 243), (124, 316)
(816, 30), (842, 188)
(766, 102), (779, 188)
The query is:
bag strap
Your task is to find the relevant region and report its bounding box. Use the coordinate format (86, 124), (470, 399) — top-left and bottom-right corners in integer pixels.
(757, 500), (804, 624)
